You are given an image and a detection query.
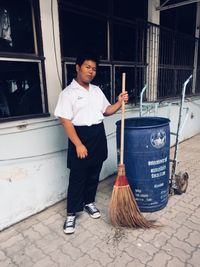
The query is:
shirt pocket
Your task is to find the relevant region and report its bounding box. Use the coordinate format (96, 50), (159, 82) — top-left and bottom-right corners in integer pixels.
(74, 96), (88, 111)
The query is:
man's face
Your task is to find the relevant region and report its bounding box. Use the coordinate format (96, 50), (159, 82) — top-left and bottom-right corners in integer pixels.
(76, 60), (97, 84)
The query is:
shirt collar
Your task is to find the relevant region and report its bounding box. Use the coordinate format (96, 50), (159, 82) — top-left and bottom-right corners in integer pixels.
(71, 79), (92, 91)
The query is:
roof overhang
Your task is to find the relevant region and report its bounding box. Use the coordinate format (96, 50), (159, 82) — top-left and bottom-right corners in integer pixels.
(156, 0), (200, 11)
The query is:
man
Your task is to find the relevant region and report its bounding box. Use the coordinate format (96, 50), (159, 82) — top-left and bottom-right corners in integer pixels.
(54, 54), (128, 234)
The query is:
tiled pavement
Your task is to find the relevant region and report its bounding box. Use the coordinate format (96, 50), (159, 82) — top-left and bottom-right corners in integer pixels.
(1, 134), (200, 267)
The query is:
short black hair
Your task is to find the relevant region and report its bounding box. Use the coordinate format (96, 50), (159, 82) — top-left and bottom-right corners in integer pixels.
(75, 53), (99, 67)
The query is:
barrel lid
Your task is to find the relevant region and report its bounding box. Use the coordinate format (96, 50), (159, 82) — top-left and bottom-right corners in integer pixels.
(116, 117), (170, 129)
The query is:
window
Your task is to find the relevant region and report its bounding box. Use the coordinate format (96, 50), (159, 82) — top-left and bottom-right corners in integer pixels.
(0, 61), (44, 118)
(60, 11), (107, 60)
(158, 1), (198, 97)
(59, 0), (147, 103)
(113, 23), (136, 61)
(0, 0), (48, 121)
(0, 1), (35, 53)
(114, 66), (145, 103)
(160, 1), (196, 36)
(158, 24), (195, 98)
(64, 63), (76, 87)
(60, 0), (108, 13)
(59, 0), (198, 101)
(92, 65), (112, 101)
(114, 0), (147, 20)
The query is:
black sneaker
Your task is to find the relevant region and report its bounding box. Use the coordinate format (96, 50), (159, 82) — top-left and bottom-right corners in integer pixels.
(63, 215), (76, 234)
(84, 203), (101, 219)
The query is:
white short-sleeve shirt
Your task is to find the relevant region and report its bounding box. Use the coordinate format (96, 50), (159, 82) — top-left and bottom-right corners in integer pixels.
(54, 79), (111, 126)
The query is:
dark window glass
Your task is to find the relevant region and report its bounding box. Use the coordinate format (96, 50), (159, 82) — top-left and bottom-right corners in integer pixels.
(159, 30), (174, 65)
(93, 65), (111, 102)
(60, 0), (108, 13)
(157, 68), (192, 98)
(160, 2), (196, 35)
(137, 21), (147, 63)
(0, 0), (35, 53)
(65, 64), (76, 86)
(115, 66), (145, 103)
(114, 0), (147, 20)
(0, 61), (44, 119)
(174, 36), (195, 66)
(60, 11), (107, 59)
(113, 23), (136, 61)
(159, 28), (195, 68)
(158, 69), (175, 98)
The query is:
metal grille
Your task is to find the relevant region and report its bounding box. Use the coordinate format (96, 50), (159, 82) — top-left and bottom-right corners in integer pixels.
(61, 15), (199, 102)
(159, 27), (195, 97)
(134, 21), (199, 101)
(146, 23), (197, 99)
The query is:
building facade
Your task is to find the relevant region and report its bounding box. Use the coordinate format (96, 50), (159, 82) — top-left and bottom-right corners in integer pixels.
(0, 0), (200, 230)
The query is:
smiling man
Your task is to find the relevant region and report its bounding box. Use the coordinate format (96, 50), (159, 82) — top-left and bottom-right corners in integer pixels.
(54, 53), (128, 234)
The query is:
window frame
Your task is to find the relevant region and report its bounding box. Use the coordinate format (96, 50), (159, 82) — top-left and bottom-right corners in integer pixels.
(0, 0), (49, 123)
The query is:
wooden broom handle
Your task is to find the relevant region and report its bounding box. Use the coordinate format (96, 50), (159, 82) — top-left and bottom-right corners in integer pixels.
(120, 73), (126, 165)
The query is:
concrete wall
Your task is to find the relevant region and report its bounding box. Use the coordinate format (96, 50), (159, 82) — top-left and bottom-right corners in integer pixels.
(1, 98), (200, 230)
(0, 0), (64, 231)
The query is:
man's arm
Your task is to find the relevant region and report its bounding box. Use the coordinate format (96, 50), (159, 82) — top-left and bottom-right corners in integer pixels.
(103, 91), (128, 116)
(59, 117), (88, 159)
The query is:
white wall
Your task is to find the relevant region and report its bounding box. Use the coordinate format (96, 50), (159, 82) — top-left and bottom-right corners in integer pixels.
(1, 98), (200, 230)
(0, 0), (64, 230)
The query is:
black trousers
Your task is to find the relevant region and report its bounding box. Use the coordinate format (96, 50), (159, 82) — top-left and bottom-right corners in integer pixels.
(67, 162), (103, 213)
(66, 123), (107, 214)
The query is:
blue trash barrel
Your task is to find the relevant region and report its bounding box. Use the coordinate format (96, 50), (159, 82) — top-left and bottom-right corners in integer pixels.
(116, 117), (170, 212)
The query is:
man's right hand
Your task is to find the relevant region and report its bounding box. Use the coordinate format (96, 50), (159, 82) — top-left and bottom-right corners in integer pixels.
(76, 144), (88, 159)
(59, 118), (88, 159)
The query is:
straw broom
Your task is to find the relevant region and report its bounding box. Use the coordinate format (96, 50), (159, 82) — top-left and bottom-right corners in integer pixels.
(109, 73), (156, 228)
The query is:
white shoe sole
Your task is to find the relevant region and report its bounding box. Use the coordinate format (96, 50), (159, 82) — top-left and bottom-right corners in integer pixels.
(85, 210), (101, 219)
(90, 213), (101, 219)
(63, 228), (75, 234)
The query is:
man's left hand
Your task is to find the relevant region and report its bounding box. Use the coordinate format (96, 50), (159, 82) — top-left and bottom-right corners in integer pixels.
(118, 91), (129, 104)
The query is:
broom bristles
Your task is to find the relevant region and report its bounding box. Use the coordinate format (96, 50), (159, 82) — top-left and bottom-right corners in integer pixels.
(109, 174), (158, 229)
